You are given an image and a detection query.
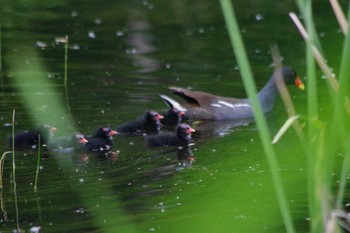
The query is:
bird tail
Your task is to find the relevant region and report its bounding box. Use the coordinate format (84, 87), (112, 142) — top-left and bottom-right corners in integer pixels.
(159, 94), (187, 112)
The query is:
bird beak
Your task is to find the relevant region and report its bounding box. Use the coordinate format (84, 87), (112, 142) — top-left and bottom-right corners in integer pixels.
(80, 137), (88, 144)
(155, 114), (164, 120)
(295, 76), (305, 91)
(109, 130), (117, 136)
(186, 127), (196, 134)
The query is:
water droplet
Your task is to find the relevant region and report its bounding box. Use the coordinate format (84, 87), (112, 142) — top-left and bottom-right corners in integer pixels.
(71, 11), (79, 17)
(88, 31), (96, 39)
(79, 178), (84, 183)
(36, 41), (48, 49)
(29, 226), (41, 233)
(94, 18), (102, 25)
(116, 31), (124, 37)
(255, 14), (264, 21)
(70, 44), (80, 50)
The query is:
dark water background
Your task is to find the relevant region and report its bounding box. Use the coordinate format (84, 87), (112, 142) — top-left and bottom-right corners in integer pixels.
(0, 0), (346, 232)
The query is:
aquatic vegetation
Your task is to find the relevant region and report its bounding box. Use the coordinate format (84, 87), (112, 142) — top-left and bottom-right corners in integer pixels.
(221, 0), (350, 232)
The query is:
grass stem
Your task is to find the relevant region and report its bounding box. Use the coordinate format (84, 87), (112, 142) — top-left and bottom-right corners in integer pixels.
(64, 35), (68, 88)
(0, 23), (2, 71)
(34, 135), (41, 192)
(330, 0), (348, 35)
(11, 109), (20, 231)
(219, 1), (295, 232)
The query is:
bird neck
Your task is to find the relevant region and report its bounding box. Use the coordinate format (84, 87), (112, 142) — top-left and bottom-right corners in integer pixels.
(257, 76), (279, 113)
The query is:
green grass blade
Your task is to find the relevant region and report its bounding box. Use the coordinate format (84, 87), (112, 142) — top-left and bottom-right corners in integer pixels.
(34, 135), (41, 192)
(219, 1), (295, 232)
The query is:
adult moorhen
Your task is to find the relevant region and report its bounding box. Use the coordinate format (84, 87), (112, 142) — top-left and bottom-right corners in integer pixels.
(48, 133), (88, 152)
(145, 123), (195, 148)
(8, 124), (57, 150)
(83, 127), (117, 156)
(162, 67), (304, 120)
(116, 110), (164, 135)
(159, 95), (186, 129)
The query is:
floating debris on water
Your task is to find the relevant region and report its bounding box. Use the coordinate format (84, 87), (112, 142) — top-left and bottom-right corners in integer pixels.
(55, 37), (68, 44)
(255, 14), (264, 21)
(116, 31), (124, 37)
(29, 226), (41, 233)
(71, 11), (79, 17)
(88, 31), (96, 39)
(94, 18), (102, 25)
(36, 41), (48, 49)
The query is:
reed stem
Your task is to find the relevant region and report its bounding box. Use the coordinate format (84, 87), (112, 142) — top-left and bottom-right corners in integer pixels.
(64, 35), (68, 88)
(0, 23), (2, 71)
(34, 135), (41, 192)
(219, 1), (295, 232)
(11, 110), (20, 231)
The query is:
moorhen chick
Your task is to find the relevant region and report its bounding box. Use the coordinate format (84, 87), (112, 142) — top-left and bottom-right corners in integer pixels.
(145, 123), (195, 148)
(159, 95), (186, 129)
(162, 67), (304, 120)
(83, 127), (117, 155)
(8, 124), (57, 150)
(48, 133), (88, 152)
(116, 110), (164, 135)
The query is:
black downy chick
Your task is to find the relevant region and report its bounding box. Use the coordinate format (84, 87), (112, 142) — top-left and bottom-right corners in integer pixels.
(8, 124), (57, 150)
(145, 123), (195, 148)
(83, 127), (117, 156)
(48, 133), (88, 152)
(116, 111), (164, 135)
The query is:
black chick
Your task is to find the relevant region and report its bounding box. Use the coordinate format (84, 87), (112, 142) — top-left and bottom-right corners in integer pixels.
(8, 124), (57, 150)
(83, 127), (117, 156)
(48, 133), (88, 152)
(161, 108), (185, 129)
(145, 123), (195, 148)
(116, 111), (164, 135)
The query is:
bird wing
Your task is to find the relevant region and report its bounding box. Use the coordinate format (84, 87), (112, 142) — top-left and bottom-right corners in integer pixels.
(169, 86), (244, 108)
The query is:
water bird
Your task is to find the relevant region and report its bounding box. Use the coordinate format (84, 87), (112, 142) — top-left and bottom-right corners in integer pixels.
(8, 124), (57, 150)
(145, 123), (195, 148)
(161, 67), (304, 120)
(83, 127), (117, 156)
(116, 110), (164, 135)
(159, 95), (186, 129)
(48, 133), (88, 152)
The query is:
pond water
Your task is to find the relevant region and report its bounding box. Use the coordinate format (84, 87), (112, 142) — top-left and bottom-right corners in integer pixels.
(0, 0), (345, 232)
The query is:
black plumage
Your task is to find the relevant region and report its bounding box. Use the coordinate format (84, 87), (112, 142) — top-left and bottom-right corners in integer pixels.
(7, 124), (57, 150)
(83, 127), (117, 155)
(161, 108), (185, 129)
(48, 133), (88, 151)
(116, 111), (164, 135)
(145, 123), (195, 148)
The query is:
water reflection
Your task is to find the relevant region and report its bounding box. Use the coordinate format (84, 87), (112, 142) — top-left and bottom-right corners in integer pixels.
(124, 10), (161, 105)
(189, 118), (255, 139)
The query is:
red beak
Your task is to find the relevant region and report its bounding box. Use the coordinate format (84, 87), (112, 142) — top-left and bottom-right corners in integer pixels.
(155, 114), (164, 120)
(79, 137), (88, 144)
(186, 127), (195, 134)
(295, 76), (305, 90)
(109, 130), (117, 136)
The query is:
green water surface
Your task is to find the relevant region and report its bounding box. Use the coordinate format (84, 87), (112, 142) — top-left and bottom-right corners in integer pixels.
(0, 0), (345, 232)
